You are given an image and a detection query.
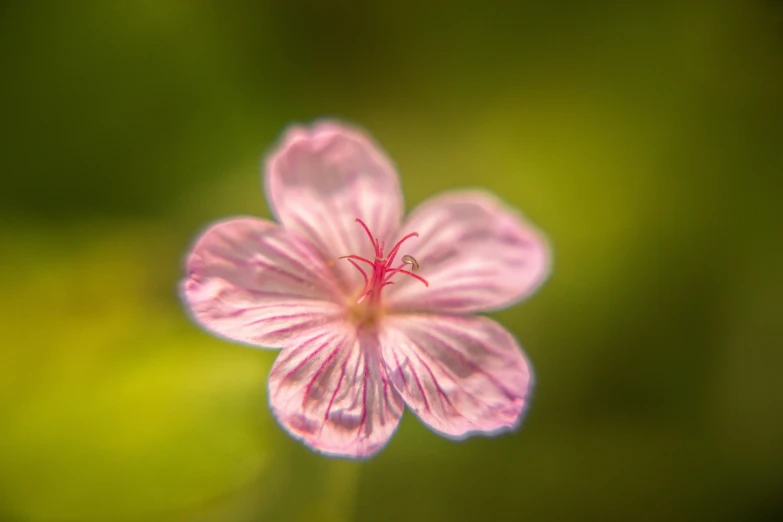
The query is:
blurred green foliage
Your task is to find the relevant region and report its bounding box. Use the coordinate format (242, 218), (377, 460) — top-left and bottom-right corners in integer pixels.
(1, 1), (782, 521)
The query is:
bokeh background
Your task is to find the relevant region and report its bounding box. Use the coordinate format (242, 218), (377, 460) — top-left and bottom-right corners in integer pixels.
(2, 1), (783, 521)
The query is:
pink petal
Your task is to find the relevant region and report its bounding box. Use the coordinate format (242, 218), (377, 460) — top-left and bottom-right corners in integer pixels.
(268, 322), (404, 458)
(380, 314), (533, 438)
(265, 121), (403, 292)
(182, 218), (346, 348)
(385, 191), (550, 314)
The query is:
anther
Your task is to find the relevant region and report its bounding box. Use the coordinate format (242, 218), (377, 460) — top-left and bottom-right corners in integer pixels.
(401, 254), (420, 272)
(340, 219), (429, 304)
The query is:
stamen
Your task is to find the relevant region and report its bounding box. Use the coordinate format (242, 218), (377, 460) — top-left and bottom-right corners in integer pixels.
(344, 258), (369, 287)
(401, 254), (420, 272)
(338, 254), (374, 268)
(355, 218), (380, 257)
(386, 268), (429, 287)
(386, 232), (419, 268)
(339, 219), (429, 304)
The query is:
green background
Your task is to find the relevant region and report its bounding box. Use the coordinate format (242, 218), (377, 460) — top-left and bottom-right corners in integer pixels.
(2, 1), (782, 521)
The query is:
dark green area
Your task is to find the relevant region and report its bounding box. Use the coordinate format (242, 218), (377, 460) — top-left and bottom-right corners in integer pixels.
(1, 1), (782, 521)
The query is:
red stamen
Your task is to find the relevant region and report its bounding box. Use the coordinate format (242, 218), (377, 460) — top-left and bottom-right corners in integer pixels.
(339, 254), (374, 268)
(345, 258), (369, 287)
(384, 263), (405, 282)
(355, 218), (380, 257)
(357, 288), (373, 304)
(340, 218), (428, 304)
(386, 268), (429, 287)
(386, 232), (419, 268)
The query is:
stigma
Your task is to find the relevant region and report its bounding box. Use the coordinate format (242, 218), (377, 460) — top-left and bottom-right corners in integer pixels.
(339, 218), (429, 306)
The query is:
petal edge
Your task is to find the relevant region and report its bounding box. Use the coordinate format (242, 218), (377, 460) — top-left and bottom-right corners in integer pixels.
(265, 121), (404, 293)
(269, 322), (404, 458)
(380, 314), (534, 439)
(181, 217), (345, 348)
(385, 190), (550, 314)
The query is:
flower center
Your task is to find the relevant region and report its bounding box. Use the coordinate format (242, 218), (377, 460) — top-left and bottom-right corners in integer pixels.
(339, 218), (429, 316)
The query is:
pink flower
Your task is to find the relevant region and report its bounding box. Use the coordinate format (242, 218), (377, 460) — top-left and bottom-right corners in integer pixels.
(181, 121), (550, 458)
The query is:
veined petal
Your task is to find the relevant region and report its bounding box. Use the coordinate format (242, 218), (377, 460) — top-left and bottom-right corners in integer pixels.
(269, 322), (404, 458)
(182, 218), (346, 348)
(380, 314), (533, 439)
(265, 121), (404, 292)
(385, 191), (550, 314)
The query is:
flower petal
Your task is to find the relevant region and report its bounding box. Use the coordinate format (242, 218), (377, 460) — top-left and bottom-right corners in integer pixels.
(265, 121), (404, 291)
(268, 322), (404, 458)
(182, 218), (346, 348)
(385, 190), (550, 314)
(380, 314), (533, 438)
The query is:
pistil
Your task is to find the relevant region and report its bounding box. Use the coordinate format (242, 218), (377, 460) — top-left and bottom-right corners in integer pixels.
(340, 218), (429, 308)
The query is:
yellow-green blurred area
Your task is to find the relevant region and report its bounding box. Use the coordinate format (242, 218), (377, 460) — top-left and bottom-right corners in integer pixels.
(1, 1), (782, 521)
